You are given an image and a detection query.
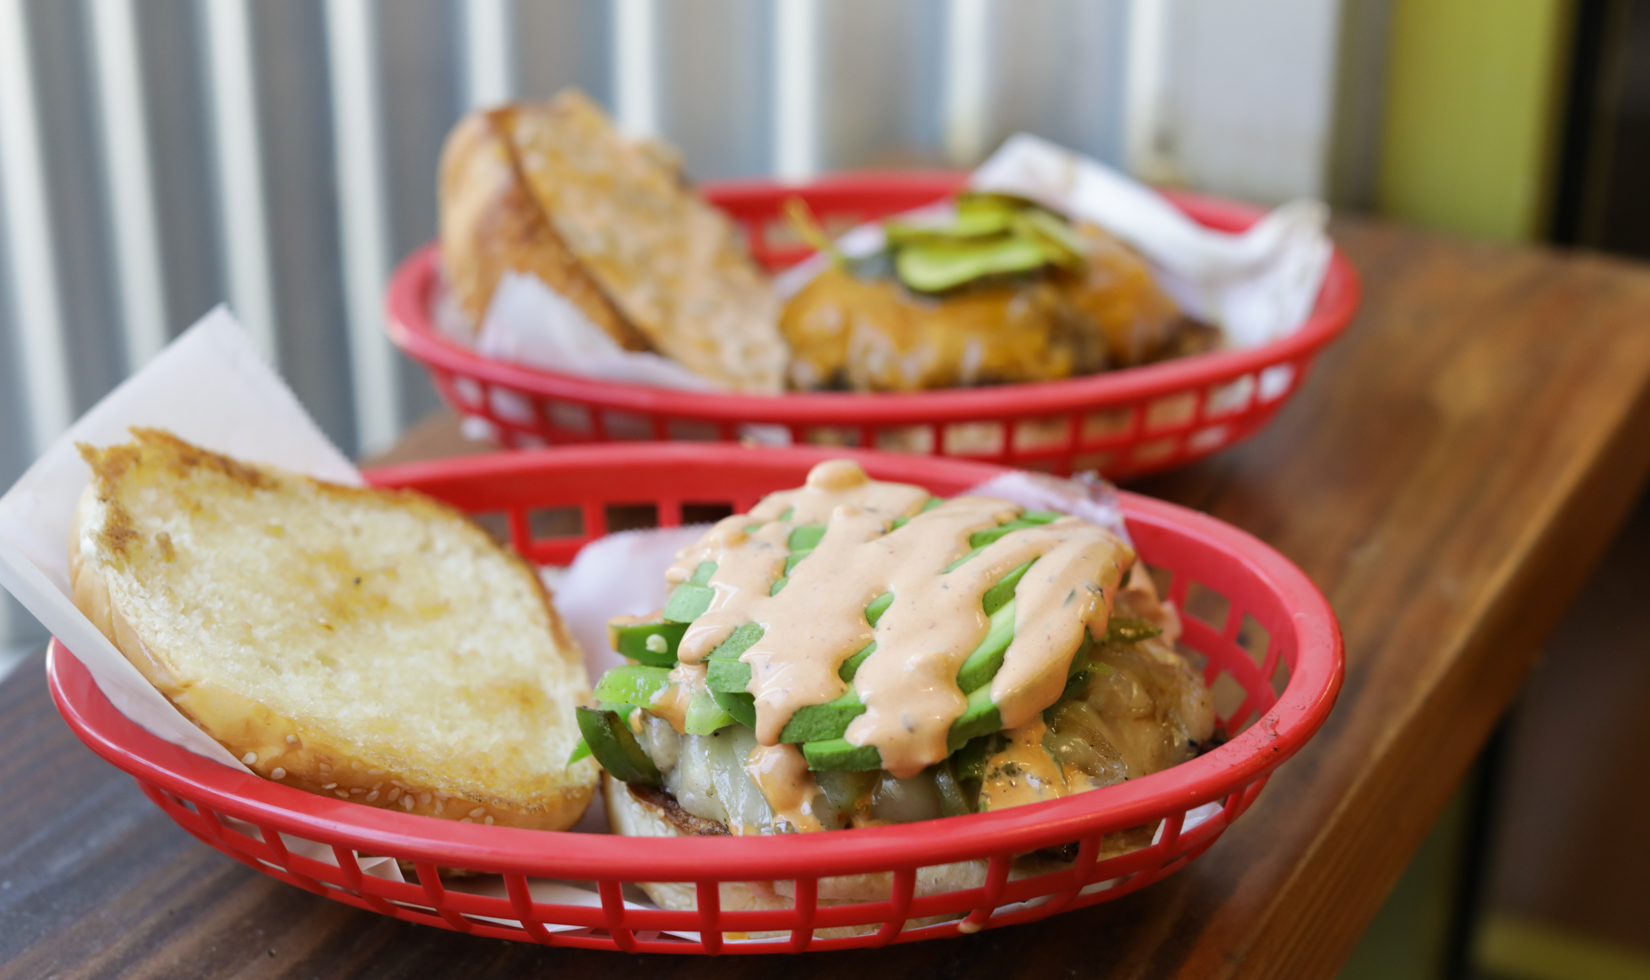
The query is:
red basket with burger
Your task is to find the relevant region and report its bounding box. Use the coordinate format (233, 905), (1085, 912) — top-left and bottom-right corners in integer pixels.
(387, 93), (1359, 479)
(45, 437), (1342, 954)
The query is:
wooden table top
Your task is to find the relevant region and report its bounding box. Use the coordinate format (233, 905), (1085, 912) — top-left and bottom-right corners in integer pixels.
(8, 218), (1650, 979)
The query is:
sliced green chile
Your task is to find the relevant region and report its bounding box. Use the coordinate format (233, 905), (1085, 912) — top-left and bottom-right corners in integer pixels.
(946, 686), (1004, 753)
(982, 560), (1035, 615)
(705, 623), (763, 694)
(663, 583), (714, 623)
(803, 738), (883, 772)
(838, 641), (876, 681)
(706, 657), (753, 694)
(932, 761), (973, 817)
(575, 707), (661, 786)
(953, 599), (1017, 694)
(805, 686), (1005, 771)
(592, 664), (674, 707)
(610, 620), (686, 667)
(684, 690), (737, 735)
(780, 688), (866, 744)
(788, 524), (826, 551)
(1100, 617), (1163, 644)
(710, 689), (757, 729)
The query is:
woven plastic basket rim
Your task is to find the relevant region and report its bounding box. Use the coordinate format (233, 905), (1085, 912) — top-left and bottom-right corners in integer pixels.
(46, 444), (1342, 884)
(384, 175), (1361, 425)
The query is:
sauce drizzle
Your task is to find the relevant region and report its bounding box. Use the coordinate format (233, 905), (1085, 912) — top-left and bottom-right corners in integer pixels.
(665, 460), (1134, 778)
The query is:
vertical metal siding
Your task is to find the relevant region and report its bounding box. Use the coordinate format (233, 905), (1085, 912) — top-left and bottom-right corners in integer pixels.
(660, 0), (774, 180)
(89, 0), (170, 371)
(7, 0), (1348, 654)
(201, 0), (278, 363)
(326, 0), (401, 453)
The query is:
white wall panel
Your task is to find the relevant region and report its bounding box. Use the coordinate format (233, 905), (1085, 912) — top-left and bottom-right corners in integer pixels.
(985, 0), (1131, 167)
(657, 0), (771, 180)
(517, 0), (612, 105)
(89, 0), (170, 371)
(200, 0), (278, 361)
(464, 0), (516, 109)
(326, 0), (400, 453)
(0, 0), (71, 452)
(817, 0), (946, 172)
(0, 0), (1358, 654)
(1139, 0), (1343, 203)
(613, 0), (658, 135)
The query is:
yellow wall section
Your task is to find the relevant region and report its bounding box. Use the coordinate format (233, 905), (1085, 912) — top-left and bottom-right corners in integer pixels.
(1378, 0), (1573, 240)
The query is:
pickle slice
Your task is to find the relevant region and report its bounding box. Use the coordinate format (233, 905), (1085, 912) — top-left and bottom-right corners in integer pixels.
(897, 235), (1049, 293)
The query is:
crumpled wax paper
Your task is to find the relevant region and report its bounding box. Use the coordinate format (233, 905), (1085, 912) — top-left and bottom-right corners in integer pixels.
(0, 307), (403, 879)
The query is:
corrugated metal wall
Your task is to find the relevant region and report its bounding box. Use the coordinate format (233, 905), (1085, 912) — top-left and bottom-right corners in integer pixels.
(0, 0), (1355, 655)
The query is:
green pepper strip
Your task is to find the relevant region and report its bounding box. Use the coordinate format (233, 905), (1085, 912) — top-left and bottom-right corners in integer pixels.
(592, 664), (674, 708)
(609, 619), (687, 667)
(574, 706), (661, 786)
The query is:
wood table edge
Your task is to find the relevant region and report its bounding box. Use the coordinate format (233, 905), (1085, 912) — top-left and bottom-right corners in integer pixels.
(1232, 357), (1650, 978)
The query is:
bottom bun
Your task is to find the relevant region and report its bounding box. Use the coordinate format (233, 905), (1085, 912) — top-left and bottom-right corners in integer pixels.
(601, 773), (1153, 939)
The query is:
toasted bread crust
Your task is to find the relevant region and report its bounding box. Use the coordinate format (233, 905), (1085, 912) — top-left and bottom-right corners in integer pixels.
(72, 429), (597, 831)
(438, 90), (786, 393)
(440, 109), (649, 352)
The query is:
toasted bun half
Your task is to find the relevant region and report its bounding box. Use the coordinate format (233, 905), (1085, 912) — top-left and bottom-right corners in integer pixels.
(438, 89), (786, 394)
(439, 105), (650, 354)
(604, 774), (1155, 938)
(71, 429), (598, 830)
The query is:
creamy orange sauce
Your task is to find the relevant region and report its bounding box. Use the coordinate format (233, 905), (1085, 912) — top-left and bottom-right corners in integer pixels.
(646, 661), (706, 734)
(666, 460), (1134, 779)
(978, 719), (1069, 810)
(744, 743), (825, 833)
(989, 530), (1133, 729)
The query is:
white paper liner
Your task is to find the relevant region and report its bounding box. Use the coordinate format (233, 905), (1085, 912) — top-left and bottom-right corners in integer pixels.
(0, 310), (1217, 935)
(451, 133), (1332, 391)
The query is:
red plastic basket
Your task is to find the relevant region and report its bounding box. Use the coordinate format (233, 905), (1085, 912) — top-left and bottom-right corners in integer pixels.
(46, 444), (1342, 953)
(387, 173), (1360, 479)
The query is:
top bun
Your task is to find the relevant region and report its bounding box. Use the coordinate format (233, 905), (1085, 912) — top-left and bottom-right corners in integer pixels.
(70, 429), (598, 830)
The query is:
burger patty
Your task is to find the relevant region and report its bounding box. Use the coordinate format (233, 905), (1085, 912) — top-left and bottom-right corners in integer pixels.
(628, 782), (731, 836)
